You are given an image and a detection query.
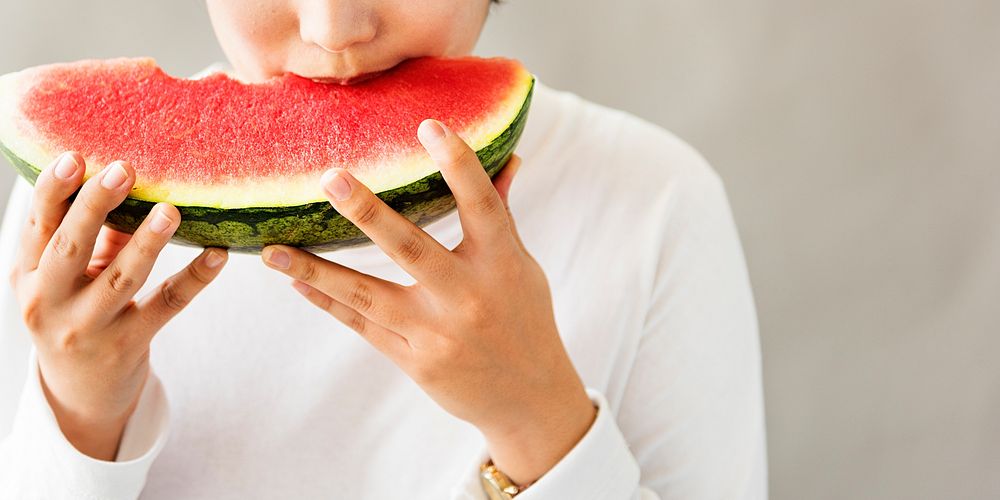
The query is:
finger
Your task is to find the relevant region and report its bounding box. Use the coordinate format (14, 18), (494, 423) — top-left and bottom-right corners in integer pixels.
(85, 203), (180, 314)
(262, 245), (416, 335)
(319, 168), (455, 290)
(37, 161), (135, 296)
(491, 154), (522, 212)
(417, 119), (513, 246)
(132, 247), (228, 337)
(85, 226), (134, 279)
(290, 279), (411, 360)
(16, 152), (85, 274)
(491, 155), (527, 251)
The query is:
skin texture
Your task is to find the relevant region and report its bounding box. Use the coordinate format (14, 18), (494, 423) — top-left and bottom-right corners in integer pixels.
(9, 153), (228, 460)
(206, 0), (494, 84)
(12, 0), (595, 487)
(216, 0), (598, 485)
(264, 121), (597, 486)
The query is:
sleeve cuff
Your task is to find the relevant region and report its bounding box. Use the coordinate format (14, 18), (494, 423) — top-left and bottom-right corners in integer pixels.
(451, 387), (641, 500)
(8, 347), (170, 499)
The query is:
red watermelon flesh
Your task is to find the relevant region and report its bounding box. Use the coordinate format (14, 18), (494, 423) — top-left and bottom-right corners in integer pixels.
(0, 57), (534, 209)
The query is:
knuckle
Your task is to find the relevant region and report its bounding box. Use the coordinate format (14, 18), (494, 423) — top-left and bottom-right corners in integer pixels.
(159, 279), (189, 312)
(20, 294), (45, 331)
(353, 200), (380, 226)
(461, 295), (491, 327)
(447, 146), (477, 171)
(348, 312), (368, 336)
(187, 261), (214, 285)
(394, 231), (426, 266)
(346, 281), (375, 313)
(81, 192), (107, 215)
(134, 237), (162, 259)
(50, 231), (80, 259)
(471, 191), (503, 217)
(56, 328), (81, 354)
(29, 215), (59, 239)
(49, 328), (83, 356)
(299, 259), (320, 283)
(106, 264), (136, 294)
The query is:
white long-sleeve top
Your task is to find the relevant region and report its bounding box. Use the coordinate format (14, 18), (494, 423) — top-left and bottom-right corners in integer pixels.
(0, 73), (767, 499)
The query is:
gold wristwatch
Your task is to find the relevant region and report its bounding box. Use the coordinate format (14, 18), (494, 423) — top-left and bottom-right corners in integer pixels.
(479, 459), (533, 499)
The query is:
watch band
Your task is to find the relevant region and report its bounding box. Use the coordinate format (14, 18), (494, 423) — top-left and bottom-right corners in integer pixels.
(479, 459), (533, 499)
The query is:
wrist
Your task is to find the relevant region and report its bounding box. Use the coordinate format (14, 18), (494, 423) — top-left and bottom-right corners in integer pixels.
(53, 407), (133, 461)
(37, 362), (146, 461)
(479, 382), (597, 486)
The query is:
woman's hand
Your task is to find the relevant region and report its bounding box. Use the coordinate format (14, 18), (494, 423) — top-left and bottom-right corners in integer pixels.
(8, 152), (229, 460)
(261, 120), (596, 485)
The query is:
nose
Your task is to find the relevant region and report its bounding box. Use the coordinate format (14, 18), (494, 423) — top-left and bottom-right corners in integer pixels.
(298, 0), (378, 53)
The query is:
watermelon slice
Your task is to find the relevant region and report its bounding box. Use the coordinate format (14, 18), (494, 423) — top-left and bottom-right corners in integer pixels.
(0, 57), (534, 253)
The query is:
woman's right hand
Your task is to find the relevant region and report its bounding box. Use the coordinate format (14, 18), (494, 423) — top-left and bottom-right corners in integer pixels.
(6, 151), (228, 461)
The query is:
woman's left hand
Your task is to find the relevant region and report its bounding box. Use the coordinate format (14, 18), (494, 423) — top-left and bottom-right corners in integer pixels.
(261, 119), (596, 485)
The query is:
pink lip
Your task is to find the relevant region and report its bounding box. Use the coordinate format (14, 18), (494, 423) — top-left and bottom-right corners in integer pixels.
(305, 64), (400, 86)
(296, 58), (416, 86)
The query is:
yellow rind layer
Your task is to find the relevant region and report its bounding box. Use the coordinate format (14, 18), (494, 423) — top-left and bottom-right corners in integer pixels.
(0, 59), (534, 209)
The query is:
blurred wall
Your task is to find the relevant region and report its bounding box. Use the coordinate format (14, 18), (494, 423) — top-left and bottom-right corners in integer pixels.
(2, 1), (998, 499)
(478, 2), (1000, 499)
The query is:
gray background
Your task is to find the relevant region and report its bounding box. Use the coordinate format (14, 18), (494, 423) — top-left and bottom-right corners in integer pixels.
(2, 1), (998, 498)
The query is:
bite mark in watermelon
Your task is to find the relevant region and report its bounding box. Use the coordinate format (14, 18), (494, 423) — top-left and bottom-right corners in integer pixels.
(0, 57), (534, 253)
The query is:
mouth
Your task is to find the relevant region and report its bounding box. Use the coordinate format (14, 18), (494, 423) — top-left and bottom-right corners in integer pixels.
(302, 58), (410, 86)
(306, 69), (388, 86)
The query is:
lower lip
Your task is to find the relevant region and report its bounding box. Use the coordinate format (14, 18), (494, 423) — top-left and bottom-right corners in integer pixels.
(308, 68), (389, 86)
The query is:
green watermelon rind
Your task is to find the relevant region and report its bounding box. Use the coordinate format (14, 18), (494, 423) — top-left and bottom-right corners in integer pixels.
(0, 78), (534, 254)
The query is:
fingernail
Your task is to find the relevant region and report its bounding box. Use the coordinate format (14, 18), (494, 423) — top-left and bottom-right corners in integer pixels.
(266, 248), (290, 269)
(292, 280), (312, 295)
(101, 162), (128, 190)
(54, 153), (79, 179)
(418, 119), (447, 145)
(148, 209), (173, 234)
(322, 169), (352, 201)
(205, 250), (225, 269)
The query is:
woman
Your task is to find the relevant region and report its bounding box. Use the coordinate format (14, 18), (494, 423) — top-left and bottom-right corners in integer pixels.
(0, 0), (767, 498)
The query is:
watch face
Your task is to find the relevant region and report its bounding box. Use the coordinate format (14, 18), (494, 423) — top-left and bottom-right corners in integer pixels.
(480, 476), (510, 500)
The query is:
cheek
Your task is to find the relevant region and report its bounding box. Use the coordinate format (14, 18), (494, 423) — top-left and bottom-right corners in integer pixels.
(207, 0), (299, 77)
(389, 0), (487, 56)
